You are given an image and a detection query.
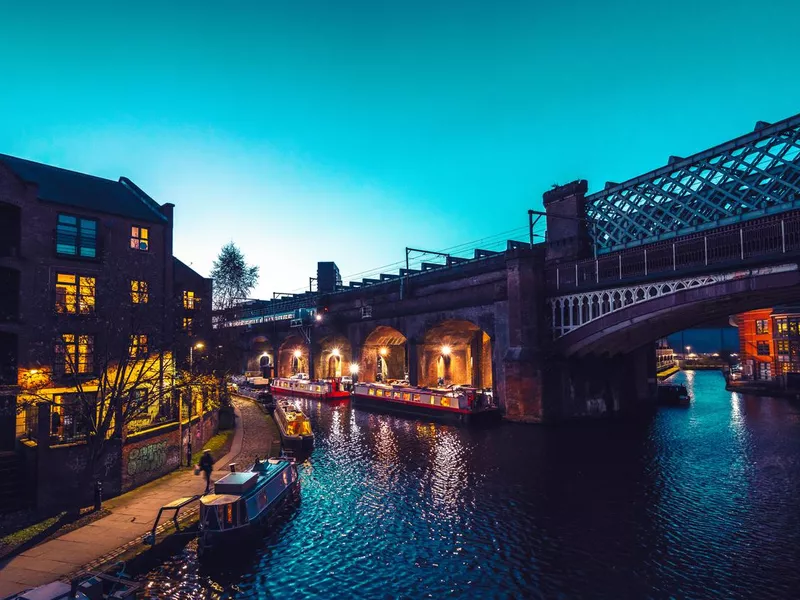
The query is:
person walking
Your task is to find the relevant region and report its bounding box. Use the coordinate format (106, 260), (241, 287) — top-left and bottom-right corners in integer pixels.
(198, 449), (214, 494)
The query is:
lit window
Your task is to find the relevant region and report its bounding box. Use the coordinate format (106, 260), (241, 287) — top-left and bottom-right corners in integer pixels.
(183, 317), (193, 334)
(56, 214), (97, 258)
(55, 273), (95, 314)
(755, 319), (769, 335)
(183, 290), (197, 310)
(131, 280), (149, 304)
(777, 318), (788, 335)
(790, 319), (799, 336)
(55, 334), (94, 374)
(757, 341), (770, 356)
(130, 226), (149, 251)
(777, 340), (790, 355)
(129, 334), (148, 358)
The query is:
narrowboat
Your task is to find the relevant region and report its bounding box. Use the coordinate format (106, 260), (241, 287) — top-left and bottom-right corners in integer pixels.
(198, 456), (299, 555)
(657, 383), (691, 406)
(274, 399), (315, 446)
(270, 374), (351, 400)
(11, 571), (140, 599)
(352, 381), (499, 422)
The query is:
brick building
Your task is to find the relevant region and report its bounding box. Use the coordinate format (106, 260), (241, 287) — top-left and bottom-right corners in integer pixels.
(734, 307), (800, 381)
(0, 153), (213, 511)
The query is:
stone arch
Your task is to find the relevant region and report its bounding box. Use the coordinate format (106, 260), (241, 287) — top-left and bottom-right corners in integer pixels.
(315, 334), (352, 379)
(246, 335), (275, 376)
(419, 320), (492, 389)
(362, 325), (407, 382)
(278, 334), (308, 378)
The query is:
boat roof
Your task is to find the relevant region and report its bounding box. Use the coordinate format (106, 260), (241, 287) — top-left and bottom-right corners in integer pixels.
(201, 493), (242, 505)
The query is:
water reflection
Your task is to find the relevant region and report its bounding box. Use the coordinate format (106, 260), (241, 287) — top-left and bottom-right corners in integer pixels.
(140, 372), (800, 599)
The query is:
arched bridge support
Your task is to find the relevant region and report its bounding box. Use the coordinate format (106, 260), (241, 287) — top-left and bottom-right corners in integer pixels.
(544, 345), (657, 418)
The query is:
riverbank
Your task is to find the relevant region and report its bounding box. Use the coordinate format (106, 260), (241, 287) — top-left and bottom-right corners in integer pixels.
(726, 381), (800, 400)
(0, 396), (280, 599)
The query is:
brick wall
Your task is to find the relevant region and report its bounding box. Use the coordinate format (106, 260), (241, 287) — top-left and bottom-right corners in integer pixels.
(122, 423), (182, 492)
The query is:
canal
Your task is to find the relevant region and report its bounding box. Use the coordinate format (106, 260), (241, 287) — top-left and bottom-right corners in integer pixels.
(140, 371), (800, 598)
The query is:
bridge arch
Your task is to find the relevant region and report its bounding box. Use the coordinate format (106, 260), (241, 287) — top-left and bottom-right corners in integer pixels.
(555, 264), (800, 357)
(362, 325), (407, 382)
(246, 335), (275, 376)
(315, 334), (352, 379)
(419, 320), (492, 389)
(278, 334), (309, 378)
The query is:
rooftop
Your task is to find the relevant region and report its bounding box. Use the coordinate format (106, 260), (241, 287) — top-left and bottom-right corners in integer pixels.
(0, 153), (168, 223)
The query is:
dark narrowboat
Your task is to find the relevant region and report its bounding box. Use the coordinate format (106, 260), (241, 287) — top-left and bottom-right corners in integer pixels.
(657, 383), (691, 406)
(198, 456), (299, 555)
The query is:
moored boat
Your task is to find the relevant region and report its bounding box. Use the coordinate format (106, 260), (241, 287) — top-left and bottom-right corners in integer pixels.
(198, 456), (299, 555)
(352, 381), (498, 422)
(657, 383), (690, 406)
(270, 374), (351, 400)
(274, 400), (315, 446)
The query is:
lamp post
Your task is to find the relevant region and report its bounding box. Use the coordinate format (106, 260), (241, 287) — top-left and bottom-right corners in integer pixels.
(187, 342), (204, 467)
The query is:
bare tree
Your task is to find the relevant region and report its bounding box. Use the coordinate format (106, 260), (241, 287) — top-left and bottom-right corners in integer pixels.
(210, 242), (259, 310)
(17, 255), (218, 510)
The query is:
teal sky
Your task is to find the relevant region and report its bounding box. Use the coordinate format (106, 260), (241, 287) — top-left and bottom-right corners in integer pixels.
(2, 0), (800, 298)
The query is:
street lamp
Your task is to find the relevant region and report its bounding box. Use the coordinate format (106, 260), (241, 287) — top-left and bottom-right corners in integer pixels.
(441, 345), (452, 356)
(186, 341), (204, 467)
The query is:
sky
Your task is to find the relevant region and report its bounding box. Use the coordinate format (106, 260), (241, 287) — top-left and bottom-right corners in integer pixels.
(2, 0), (800, 298)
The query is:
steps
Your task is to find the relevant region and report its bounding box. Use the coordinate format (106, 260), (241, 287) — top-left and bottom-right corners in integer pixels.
(0, 451), (29, 513)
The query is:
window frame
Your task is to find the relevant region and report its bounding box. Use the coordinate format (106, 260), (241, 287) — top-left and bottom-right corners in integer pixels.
(182, 316), (193, 335)
(183, 290), (197, 310)
(756, 341), (771, 356)
(56, 213), (98, 259)
(55, 333), (94, 375)
(129, 334), (149, 358)
(130, 226), (150, 252)
(130, 279), (149, 304)
(755, 319), (769, 335)
(55, 272), (96, 315)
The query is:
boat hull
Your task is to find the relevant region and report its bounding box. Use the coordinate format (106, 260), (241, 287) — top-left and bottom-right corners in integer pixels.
(352, 392), (499, 423)
(270, 378), (351, 400)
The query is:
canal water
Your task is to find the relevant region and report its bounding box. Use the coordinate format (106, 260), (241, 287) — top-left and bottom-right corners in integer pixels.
(140, 371), (800, 599)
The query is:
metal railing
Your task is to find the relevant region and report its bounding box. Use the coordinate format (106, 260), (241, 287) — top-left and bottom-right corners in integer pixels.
(546, 210), (800, 293)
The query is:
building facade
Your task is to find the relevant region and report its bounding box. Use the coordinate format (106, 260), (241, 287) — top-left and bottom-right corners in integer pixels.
(0, 153), (213, 511)
(734, 307), (800, 381)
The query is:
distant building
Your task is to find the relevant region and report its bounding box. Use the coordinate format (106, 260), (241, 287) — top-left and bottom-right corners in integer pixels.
(656, 338), (676, 374)
(734, 307), (800, 381)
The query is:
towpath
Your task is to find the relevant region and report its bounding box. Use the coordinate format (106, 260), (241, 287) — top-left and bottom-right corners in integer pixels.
(0, 396), (279, 598)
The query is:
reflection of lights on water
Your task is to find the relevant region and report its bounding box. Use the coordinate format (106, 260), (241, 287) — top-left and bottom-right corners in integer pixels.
(430, 430), (467, 512)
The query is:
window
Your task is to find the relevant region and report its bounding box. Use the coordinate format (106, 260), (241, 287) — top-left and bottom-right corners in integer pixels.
(790, 319), (799, 336)
(182, 317), (193, 334)
(183, 290), (197, 310)
(776, 318), (788, 335)
(131, 280), (149, 304)
(130, 226), (149, 251)
(758, 362), (772, 380)
(777, 340), (790, 355)
(55, 334), (94, 374)
(755, 319), (769, 335)
(129, 334), (148, 358)
(56, 214), (97, 258)
(55, 273), (95, 314)
(757, 341), (770, 356)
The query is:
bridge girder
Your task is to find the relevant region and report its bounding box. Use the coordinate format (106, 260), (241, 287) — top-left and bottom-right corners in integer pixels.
(587, 115), (800, 253)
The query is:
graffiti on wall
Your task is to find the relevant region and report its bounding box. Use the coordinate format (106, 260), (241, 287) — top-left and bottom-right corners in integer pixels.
(127, 441), (168, 477)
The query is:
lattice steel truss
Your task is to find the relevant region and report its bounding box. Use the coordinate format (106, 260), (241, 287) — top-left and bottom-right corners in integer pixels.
(587, 114), (800, 254)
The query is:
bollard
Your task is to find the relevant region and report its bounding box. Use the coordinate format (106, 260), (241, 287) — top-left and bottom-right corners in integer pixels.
(229, 463), (237, 473)
(94, 480), (102, 511)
